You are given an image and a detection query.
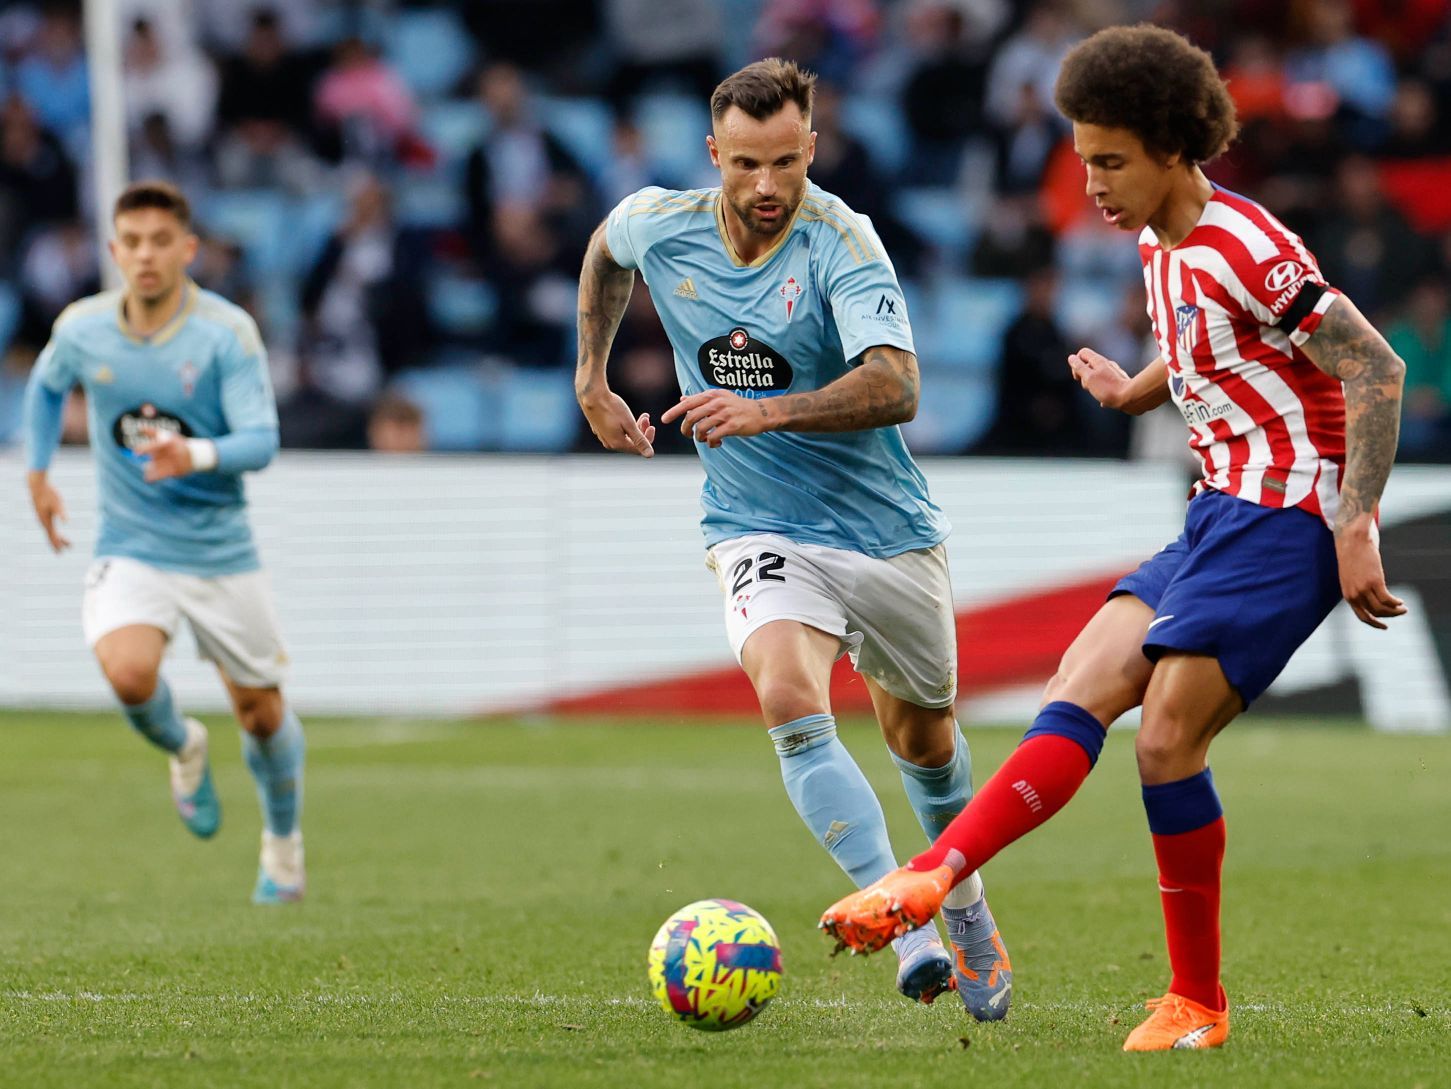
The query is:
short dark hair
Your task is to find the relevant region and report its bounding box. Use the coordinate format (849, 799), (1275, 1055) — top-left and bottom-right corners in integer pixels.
(710, 57), (816, 123)
(1054, 25), (1239, 164)
(113, 180), (192, 228)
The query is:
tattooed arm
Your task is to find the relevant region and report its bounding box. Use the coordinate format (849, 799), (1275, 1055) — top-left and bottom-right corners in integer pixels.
(1298, 294), (1408, 629)
(575, 222), (656, 457)
(659, 345), (918, 447)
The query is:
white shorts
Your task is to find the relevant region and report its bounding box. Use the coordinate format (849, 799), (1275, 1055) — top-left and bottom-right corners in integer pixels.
(82, 556), (289, 689)
(706, 533), (957, 708)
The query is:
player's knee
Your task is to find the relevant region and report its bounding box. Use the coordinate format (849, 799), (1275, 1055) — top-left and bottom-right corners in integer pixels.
(106, 663), (159, 706)
(235, 691), (284, 738)
(755, 675), (827, 728)
(1133, 717), (1200, 780)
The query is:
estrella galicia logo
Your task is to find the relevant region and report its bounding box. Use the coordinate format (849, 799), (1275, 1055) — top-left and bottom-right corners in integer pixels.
(1175, 304), (1200, 353)
(697, 327), (793, 395)
(113, 403), (192, 458)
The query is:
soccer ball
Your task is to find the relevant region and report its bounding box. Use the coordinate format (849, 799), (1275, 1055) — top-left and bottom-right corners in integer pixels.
(646, 898), (783, 1031)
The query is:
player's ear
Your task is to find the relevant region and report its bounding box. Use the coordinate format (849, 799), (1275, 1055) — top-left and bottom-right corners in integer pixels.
(807, 130), (817, 166)
(706, 133), (720, 168)
(183, 232), (199, 265)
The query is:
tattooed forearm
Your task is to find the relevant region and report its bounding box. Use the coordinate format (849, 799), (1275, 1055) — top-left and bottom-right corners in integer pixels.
(763, 346), (920, 432)
(575, 224), (635, 400)
(1300, 296), (1406, 533)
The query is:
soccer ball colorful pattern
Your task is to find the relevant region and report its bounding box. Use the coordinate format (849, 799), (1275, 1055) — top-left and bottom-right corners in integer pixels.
(646, 899), (783, 1031)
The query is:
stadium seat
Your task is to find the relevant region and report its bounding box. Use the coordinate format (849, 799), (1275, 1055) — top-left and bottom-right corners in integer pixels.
(635, 94), (713, 187)
(894, 188), (981, 262)
(496, 366), (579, 452)
(393, 362), (496, 451)
(394, 176), (466, 229)
(1056, 276), (1122, 342)
(540, 97), (614, 182)
(903, 369), (997, 454)
(386, 8), (477, 100)
(917, 276), (1024, 374)
(200, 190), (291, 277)
(285, 192), (347, 276)
(428, 273), (497, 338)
(0, 282), (20, 350)
(840, 95), (908, 176)
(419, 100), (489, 174)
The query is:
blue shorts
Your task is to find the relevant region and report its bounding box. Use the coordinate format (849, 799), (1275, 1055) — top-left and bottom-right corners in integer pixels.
(1111, 489), (1341, 705)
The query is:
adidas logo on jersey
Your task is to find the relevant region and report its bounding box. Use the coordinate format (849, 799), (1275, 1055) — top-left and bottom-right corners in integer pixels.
(674, 278), (699, 300)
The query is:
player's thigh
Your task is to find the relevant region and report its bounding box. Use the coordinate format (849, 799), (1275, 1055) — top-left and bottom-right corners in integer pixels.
(179, 569), (289, 690)
(846, 544), (958, 714)
(1136, 652), (1243, 785)
(84, 557), (183, 700)
(1042, 593), (1157, 725)
(93, 624), (170, 702)
(708, 534), (852, 725)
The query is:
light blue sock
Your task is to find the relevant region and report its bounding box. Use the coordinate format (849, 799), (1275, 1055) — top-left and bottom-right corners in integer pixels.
(121, 678), (187, 754)
(769, 714), (898, 889)
(891, 723), (973, 843)
(241, 707), (305, 835)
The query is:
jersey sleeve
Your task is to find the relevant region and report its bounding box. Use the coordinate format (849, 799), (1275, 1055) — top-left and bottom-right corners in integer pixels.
(1221, 229), (1341, 348)
(217, 313), (279, 434)
(604, 186), (670, 271)
(817, 212), (915, 363)
(32, 320), (82, 393)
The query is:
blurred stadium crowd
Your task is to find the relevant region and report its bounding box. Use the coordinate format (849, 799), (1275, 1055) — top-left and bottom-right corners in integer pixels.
(0, 0), (1448, 459)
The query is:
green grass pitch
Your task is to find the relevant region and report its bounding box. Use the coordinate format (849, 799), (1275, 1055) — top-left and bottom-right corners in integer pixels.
(1, 711), (1447, 1088)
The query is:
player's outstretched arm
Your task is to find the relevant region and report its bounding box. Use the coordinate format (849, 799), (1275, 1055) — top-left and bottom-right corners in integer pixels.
(575, 223), (655, 457)
(1299, 294), (1408, 629)
(1069, 351), (1170, 415)
(661, 345), (919, 446)
(22, 367), (70, 552)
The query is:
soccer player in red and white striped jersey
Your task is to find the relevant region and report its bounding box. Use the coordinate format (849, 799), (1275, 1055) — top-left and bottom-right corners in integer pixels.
(820, 25), (1407, 1052)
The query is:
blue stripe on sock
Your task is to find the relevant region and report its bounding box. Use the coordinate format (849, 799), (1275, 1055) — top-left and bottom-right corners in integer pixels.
(1141, 768), (1223, 836)
(1022, 700), (1106, 768)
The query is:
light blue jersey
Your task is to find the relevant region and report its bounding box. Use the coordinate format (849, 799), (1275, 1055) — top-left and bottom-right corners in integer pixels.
(606, 183), (949, 558)
(25, 282), (279, 576)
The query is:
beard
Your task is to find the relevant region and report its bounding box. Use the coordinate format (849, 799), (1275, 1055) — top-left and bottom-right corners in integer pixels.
(726, 192), (799, 237)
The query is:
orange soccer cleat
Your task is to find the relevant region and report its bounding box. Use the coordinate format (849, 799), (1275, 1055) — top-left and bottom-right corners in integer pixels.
(818, 864), (954, 955)
(1122, 991), (1230, 1051)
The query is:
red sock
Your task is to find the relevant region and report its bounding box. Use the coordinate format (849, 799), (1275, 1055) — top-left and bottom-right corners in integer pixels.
(908, 734), (1093, 879)
(1152, 817), (1226, 1011)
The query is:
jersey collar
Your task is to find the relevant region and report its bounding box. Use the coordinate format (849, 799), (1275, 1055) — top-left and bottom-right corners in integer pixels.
(116, 278), (198, 346)
(715, 190), (804, 269)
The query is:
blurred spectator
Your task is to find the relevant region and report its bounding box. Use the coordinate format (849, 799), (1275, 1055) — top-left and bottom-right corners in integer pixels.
(0, 94), (78, 265)
(1221, 34), (1287, 124)
(19, 220), (97, 341)
(991, 77), (1061, 195)
(755, 0), (882, 87)
(14, 7), (88, 147)
(983, 2), (1078, 133)
(1284, 0), (1397, 147)
(464, 64), (596, 265)
(977, 267), (1089, 455)
(195, 0), (322, 56)
(131, 112), (211, 196)
(368, 391), (427, 453)
(900, 0), (994, 186)
(123, 16), (217, 150)
(1388, 277), (1451, 461)
(190, 233), (252, 306)
(461, 0), (598, 84)
(216, 9), (319, 140)
(603, 0), (722, 109)
(599, 117), (668, 207)
(1378, 79), (1446, 159)
(314, 36), (424, 169)
(808, 82), (924, 276)
(299, 173), (432, 405)
(970, 194), (1055, 279)
(481, 203), (578, 369)
(215, 118), (327, 194)
(1311, 155), (1434, 319)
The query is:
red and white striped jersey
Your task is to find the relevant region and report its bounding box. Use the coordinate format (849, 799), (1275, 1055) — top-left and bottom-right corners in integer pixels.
(1140, 186), (1346, 525)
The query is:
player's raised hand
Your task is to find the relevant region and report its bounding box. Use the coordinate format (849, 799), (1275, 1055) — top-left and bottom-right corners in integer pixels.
(661, 390), (771, 448)
(1335, 516), (1407, 630)
(134, 425), (194, 482)
(578, 389), (655, 457)
(27, 471), (70, 553)
(1068, 347), (1132, 409)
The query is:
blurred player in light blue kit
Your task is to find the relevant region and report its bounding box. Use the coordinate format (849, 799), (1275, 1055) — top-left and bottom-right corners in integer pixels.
(22, 181), (306, 904)
(576, 59), (1011, 1019)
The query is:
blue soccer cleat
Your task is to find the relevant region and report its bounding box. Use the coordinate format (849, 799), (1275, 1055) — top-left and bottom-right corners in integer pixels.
(169, 718), (221, 839)
(943, 896), (1012, 1021)
(252, 830), (305, 905)
(894, 925), (956, 1005)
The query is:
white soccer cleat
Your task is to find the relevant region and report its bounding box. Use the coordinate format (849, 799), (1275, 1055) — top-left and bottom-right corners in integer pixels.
(169, 717), (220, 839)
(253, 829), (305, 904)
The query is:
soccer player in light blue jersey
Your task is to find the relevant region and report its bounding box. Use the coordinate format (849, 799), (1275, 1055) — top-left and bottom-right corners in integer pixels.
(23, 181), (306, 904)
(576, 59), (1011, 1019)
